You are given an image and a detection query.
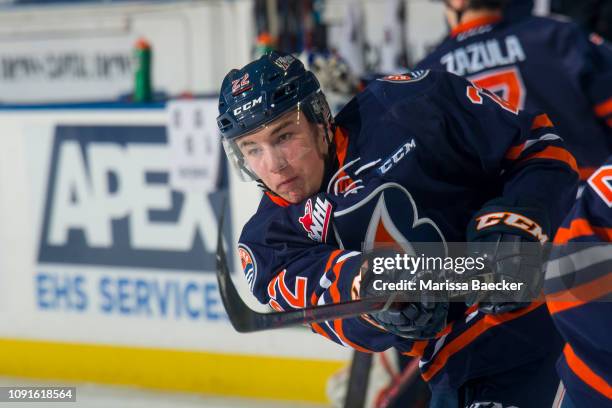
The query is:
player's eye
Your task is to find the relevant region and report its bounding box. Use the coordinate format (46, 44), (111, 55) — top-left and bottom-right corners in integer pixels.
(277, 133), (293, 143)
(245, 146), (262, 157)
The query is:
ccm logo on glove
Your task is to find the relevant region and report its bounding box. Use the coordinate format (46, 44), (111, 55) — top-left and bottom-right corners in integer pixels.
(475, 212), (549, 243)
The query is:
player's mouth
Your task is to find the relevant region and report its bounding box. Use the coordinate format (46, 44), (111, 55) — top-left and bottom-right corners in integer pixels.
(276, 176), (298, 190)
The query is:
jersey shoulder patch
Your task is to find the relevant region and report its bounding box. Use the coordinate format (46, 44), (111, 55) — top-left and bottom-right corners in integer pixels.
(377, 70), (430, 84)
(238, 243), (258, 291)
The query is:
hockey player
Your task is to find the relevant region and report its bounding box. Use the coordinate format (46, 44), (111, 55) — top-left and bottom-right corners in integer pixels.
(544, 158), (612, 407)
(417, 0), (612, 182)
(217, 51), (578, 407)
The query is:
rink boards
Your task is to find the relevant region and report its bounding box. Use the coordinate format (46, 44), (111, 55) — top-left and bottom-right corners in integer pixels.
(0, 103), (351, 403)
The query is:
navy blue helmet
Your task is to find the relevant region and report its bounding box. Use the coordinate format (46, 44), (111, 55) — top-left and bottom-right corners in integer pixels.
(217, 51), (332, 180)
(217, 51), (330, 140)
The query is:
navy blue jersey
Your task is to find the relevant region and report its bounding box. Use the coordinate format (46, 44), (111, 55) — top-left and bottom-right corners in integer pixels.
(416, 15), (612, 182)
(545, 157), (612, 406)
(238, 70), (578, 391)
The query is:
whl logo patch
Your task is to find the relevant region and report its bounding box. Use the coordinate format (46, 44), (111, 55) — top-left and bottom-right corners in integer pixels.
(299, 197), (332, 243)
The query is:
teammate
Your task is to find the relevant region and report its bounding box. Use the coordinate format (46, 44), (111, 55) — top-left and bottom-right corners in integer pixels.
(544, 158), (612, 407)
(217, 51), (578, 406)
(416, 0), (612, 183)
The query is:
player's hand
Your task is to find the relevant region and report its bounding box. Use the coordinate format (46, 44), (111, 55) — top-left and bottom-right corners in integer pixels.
(358, 253), (448, 339)
(367, 300), (448, 339)
(466, 232), (545, 314)
(465, 199), (549, 315)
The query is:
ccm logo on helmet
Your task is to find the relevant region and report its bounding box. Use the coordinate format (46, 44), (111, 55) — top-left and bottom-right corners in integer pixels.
(233, 96), (263, 116)
(476, 212), (549, 243)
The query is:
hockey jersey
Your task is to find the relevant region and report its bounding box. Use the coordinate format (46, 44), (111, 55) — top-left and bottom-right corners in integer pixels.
(545, 157), (612, 406)
(238, 70), (579, 391)
(416, 15), (612, 181)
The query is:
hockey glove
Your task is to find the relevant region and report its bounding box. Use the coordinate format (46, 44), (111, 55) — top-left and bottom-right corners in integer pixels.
(358, 252), (448, 340)
(465, 199), (549, 315)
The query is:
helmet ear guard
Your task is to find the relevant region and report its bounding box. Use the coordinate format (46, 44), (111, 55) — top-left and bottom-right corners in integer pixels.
(301, 91), (334, 144)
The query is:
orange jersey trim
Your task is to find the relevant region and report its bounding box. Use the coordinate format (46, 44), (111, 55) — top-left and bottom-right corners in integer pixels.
(504, 113), (556, 161)
(333, 318), (373, 353)
(332, 127), (356, 193)
(310, 322), (333, 341)
(519, 146), (578, 173)
(531, 114), (554, 130)
(554, 218), (612, 244)
(546, 272), (612, 313)
(421, 302), (543, 381)
(310, 250), (343, 306)
(327, 255), (374, 353)
(328, 261), (344, 304)
(402, 341), (428, 358)
(594, 98), (612, 118)
(505, 143), (526, 161)
(563, 343), (612, 398)
(265, 192), (290, 207)
(334, 126), (350, 168)
(579, 167), (597, 181)
(451, 16), (502, 38)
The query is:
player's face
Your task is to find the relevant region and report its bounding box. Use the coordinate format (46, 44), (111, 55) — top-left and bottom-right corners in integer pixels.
(236, 110), (328, 204)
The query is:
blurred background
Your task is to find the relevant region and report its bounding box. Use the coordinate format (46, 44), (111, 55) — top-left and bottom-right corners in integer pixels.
(0, 0), (609, 407)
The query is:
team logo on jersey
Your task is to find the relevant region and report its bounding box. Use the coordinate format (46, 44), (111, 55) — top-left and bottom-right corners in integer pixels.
(238, 244), (257, 291)
(231, 73), (251, 95)
(299, 197), (332, 243)
(378, 70), (429, 83)
(334, 183), (446, 254)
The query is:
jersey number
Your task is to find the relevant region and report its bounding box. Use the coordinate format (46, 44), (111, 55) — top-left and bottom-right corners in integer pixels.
(467, 67), (525, 114)
(588, 165), (612, 207)
(267, 270), (308, 311)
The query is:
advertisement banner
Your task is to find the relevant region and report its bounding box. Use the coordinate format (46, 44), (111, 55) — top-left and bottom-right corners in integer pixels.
(0, 36), (135, 103)
(0, 105), (350, 402)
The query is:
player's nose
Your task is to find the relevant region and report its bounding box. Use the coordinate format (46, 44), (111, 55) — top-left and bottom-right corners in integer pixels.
(266, 147), (288, 174)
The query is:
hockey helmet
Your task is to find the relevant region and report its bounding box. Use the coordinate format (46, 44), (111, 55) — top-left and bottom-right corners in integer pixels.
(217, 51), (332, 181)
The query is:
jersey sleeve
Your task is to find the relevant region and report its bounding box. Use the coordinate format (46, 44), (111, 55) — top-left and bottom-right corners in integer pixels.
(237, 197), (411, 353)
(439, 71), (579, 236)
(544, 158), (612, 404)
(572, 29), (612, 129)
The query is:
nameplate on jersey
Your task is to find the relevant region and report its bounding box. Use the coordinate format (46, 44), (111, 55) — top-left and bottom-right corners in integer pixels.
(440, 35), (526, 76)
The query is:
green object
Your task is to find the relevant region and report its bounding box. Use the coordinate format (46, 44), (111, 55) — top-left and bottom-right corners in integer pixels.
(133, 38), (152, 102)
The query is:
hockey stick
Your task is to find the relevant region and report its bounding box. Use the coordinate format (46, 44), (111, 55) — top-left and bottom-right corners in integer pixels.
(344, 351), (373, 408)
(215, 203), (393, 333)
